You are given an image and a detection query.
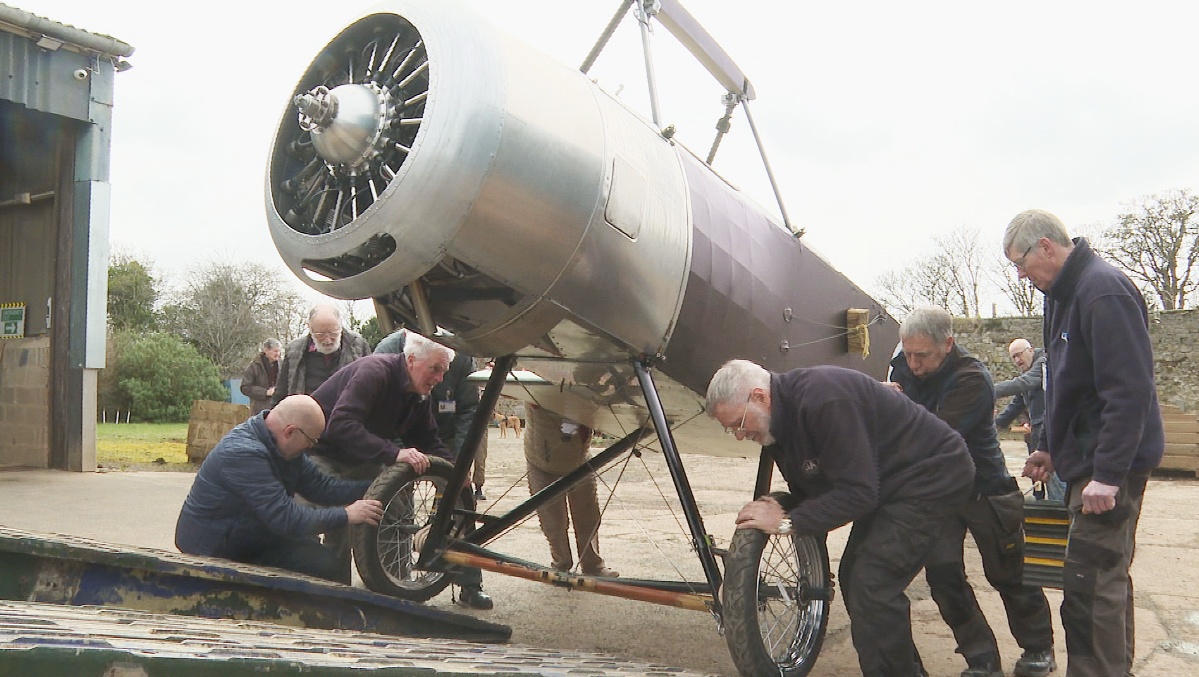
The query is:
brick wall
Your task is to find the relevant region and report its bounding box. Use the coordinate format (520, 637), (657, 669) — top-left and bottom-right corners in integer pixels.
(953, 309), (1199, 413)
(0, 336), (51, 468)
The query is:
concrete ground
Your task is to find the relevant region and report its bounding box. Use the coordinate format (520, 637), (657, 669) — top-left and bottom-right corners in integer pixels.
(2, 432), (1199, 676)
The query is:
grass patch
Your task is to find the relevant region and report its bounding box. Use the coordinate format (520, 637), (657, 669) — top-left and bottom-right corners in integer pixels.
(97, 422), (194, 472)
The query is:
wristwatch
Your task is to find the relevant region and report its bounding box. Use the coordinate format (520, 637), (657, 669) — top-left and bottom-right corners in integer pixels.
(777, 517), (793, 536)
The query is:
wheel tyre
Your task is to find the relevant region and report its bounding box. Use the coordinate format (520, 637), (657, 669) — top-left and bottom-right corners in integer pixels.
(722, 525), (831, 677)
(352, 457), (461, 601)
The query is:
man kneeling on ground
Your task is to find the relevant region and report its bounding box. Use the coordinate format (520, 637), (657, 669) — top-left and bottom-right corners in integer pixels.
(174, 394), (383, 583)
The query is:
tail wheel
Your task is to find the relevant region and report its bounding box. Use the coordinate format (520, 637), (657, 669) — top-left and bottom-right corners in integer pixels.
(722, 528), (831, 677)
(352, 458), (461, 600)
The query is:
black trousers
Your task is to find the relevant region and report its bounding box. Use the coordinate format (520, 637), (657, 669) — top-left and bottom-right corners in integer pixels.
(925, 490), (1054, 664)
(839, 499), (953, 677)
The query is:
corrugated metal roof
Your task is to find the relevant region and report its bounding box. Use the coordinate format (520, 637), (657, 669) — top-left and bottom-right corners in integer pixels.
(0, 3), (133, 58)
(0, 3), (132, 121)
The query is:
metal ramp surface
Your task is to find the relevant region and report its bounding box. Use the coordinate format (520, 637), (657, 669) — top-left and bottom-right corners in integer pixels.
(0, 600), (715, 676)
(0, 526), (508, 642)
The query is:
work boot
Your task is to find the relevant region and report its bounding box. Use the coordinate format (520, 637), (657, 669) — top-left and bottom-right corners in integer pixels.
(961, 652), (1003, 677)
(456, 585), (494, 610)
(1013, 649), (1056, 677)
(474, 485), (487, 501)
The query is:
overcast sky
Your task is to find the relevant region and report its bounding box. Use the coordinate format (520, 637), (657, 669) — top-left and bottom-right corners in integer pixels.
(15, 0), (1199, 313)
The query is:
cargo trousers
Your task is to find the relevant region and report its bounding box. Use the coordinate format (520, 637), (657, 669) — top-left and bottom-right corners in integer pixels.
(839, 498), (954, 677)
(1060, 473), (1148, 677)
(924, 489), (1055, 665)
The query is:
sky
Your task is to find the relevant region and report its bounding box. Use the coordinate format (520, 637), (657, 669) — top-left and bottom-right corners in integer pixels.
(14, 0), (1199, 314)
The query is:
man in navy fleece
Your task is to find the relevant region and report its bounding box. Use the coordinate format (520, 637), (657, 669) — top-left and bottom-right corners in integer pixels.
(1005, 209), (1164, 677)
(707, 359), (974, 677)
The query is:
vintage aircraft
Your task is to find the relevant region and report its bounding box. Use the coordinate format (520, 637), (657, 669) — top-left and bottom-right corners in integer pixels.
(265, 1), (898, 675)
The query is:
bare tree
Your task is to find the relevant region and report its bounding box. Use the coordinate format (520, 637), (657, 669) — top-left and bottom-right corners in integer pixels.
(993, 259), (1041, 316)
(161, 262), (306, 377)
(1097, 189), (1199, 310)
(874, 225), (989, 317)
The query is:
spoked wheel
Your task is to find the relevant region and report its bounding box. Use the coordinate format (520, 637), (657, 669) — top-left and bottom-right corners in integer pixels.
(722, 528), (832, 677)
(352, 458), (462, 600)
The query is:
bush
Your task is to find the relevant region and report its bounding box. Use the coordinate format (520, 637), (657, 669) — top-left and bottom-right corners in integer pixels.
(112, 333), (227, 422)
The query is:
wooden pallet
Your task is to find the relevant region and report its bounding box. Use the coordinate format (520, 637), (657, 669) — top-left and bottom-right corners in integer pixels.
(1159, 406), (1199, 476)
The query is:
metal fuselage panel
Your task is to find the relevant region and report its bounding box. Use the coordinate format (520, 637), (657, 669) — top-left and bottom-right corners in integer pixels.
(264, 1), (897, 455)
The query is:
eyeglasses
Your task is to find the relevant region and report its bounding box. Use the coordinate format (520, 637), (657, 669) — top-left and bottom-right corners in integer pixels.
(1011, 244), (1035, 271)
(724, 394), (753, 435)
(1010, 347), (1032, 361)
(293, 425), (320, 447)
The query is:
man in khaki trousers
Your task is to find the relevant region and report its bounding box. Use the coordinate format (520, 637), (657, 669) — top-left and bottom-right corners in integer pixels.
(523, 403), (617, 577)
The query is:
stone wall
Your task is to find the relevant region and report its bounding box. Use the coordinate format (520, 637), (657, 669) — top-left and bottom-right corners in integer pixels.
(952, 309), (1199, 413)
(0, 336), (51, 468)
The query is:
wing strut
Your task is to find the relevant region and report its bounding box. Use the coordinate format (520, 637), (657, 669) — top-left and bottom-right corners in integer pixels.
(633, 357), (724, 617)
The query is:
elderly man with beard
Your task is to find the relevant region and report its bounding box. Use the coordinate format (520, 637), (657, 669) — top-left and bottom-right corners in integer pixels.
(307, 332), (494, 608)
(707, 359), (974, 677)
(271, 303), (371, 407)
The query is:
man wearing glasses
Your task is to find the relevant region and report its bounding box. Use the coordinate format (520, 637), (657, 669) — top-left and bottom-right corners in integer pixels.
(1005, 209), (1163, 677)
(706, 359), (974, 677)
(308, 332), (463, 590)
(272, 302), (371, 407)
(995, 338), (1063, 502)
(175, 395), (383, 582)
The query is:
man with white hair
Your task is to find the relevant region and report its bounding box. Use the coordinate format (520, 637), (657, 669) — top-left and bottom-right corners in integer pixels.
(271, 302), (371, 407)
(707, 359), (974, 677)
(307, 332), (498, 607)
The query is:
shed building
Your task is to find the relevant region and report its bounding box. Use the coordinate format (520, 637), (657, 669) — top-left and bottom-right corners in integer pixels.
(0, 4), (132, 470)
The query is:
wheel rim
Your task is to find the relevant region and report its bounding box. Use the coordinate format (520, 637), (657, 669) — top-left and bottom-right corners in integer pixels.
(375, 475), (446, 590)
(756, 534), (828, 670)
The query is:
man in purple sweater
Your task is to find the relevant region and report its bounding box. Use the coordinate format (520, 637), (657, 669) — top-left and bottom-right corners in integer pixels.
(707, 359), (974, 677)
(308, 332), (493, 609)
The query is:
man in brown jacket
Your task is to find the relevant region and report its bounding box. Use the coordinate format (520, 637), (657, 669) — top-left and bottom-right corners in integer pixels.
(241, 338), (281, 415)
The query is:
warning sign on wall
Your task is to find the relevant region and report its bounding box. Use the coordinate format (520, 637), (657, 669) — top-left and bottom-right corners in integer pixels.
(1, 303), (26, 339)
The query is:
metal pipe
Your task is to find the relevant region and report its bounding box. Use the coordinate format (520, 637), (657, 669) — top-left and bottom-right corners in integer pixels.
(632, 358), (723, 615)
(0, 191), (54, 210)
(635, 0), (663, 127)
(753, 449), (775, 498)
(466, 424), (650, 544)
(442, 550), (713, 612)
(705, 95), (738, 165)
(418, 354), (516, 569)
(406, 278), (436, 336)
(740, 98), (796, 235)
(580, 0), (634, 74)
